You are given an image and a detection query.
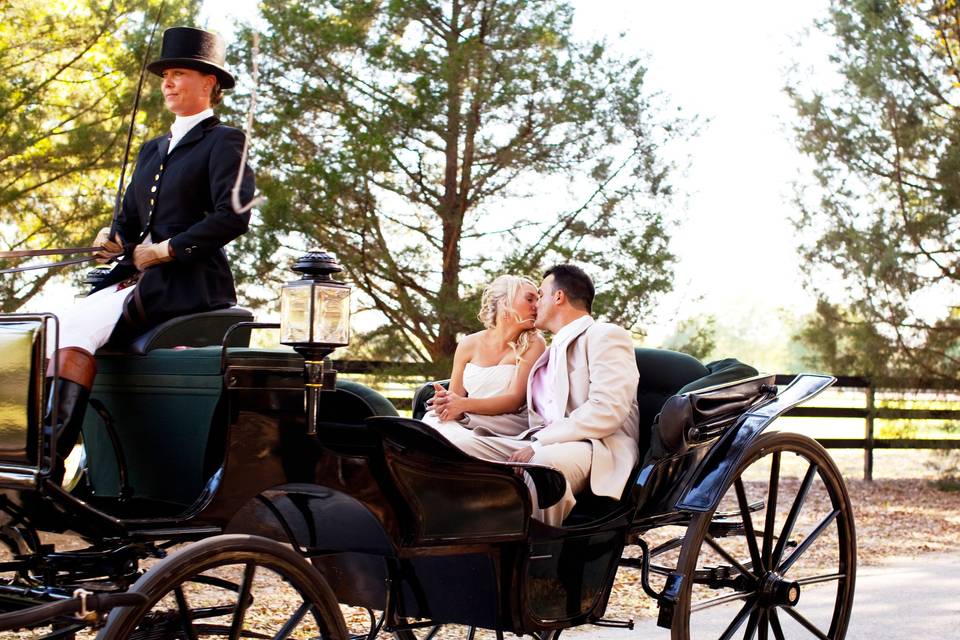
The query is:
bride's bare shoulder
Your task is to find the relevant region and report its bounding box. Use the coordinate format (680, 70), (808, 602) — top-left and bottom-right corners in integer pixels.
(457, 330), (486, 353)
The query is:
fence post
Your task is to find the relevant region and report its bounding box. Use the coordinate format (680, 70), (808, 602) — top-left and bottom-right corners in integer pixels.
(864, 382), (875, 482)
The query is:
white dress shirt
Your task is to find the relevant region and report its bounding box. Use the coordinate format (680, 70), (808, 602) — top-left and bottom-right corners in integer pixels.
(168, 108), (214, 154)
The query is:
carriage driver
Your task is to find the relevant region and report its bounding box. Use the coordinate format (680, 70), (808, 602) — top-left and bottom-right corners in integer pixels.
(433, 265), (641, 526)
(46, 26), (255, 478)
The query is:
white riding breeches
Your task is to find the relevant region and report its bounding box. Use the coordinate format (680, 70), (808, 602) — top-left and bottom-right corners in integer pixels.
(48, 283), (132, 356)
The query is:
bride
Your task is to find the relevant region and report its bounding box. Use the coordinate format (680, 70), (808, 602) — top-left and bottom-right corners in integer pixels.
(422, 275), (546, 445)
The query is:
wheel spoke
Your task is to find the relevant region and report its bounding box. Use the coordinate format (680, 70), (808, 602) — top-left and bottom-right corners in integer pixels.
(761, 451), (781, 572)
(769, 609), (785, 640)
(778, 510), (839, 575)
(690, 590), (753, 613)
(771, 463), (818, 568)
(743, 607), (760, 640)
(718, 598), (756, 640)
(705, 535), (758, 583)
(649, 536), (684, 557)
(271, 601), (311, 640)
(782, 605), (831, 640)
(795, 572), (846, 586)
(174, 586), (200, 640)
(229, 563), (258, 640)
(758, 610), (769, 640)
(735, 479), (763, 573)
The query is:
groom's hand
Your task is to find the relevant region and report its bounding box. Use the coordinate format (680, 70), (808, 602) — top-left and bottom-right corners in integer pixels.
(509, 446), (535, 465)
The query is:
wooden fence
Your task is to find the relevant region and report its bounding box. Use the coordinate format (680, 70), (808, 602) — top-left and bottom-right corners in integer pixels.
(775, 374), (960, 481)
(332, 361), (960, 481)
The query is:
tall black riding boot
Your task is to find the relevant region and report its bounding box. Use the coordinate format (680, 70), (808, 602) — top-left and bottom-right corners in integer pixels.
(44, 347), (96, 479)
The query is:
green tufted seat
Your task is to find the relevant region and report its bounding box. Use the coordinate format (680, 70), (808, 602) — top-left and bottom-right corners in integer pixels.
(634, 349), (759, 453)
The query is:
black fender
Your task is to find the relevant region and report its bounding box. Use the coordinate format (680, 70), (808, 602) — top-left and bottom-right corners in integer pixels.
(224, 483), (396, 556)
(675, 374), (835, 513)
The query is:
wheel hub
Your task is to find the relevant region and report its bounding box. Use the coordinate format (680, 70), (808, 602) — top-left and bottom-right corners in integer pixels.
(759, 571), (800, 607)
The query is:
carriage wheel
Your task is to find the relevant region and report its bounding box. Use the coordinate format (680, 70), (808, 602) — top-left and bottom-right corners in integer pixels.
(670, 431), (856, 639)
(98, 534), (348, 640)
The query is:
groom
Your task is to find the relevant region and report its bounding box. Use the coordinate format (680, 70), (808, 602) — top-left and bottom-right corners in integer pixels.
(452, 264), (640, 526)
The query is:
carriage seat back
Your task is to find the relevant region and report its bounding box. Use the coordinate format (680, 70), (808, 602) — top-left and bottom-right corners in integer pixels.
(101, 307), (254, 355)
(634, 348), (708, 453)
(83, 347), (227, 505)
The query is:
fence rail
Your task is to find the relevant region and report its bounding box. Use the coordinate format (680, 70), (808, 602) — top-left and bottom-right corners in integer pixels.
(774, 373), (960, 479)
(334, 362), (960, 480)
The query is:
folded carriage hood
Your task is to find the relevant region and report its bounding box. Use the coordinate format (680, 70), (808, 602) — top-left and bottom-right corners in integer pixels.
(676, 374), (835, 513)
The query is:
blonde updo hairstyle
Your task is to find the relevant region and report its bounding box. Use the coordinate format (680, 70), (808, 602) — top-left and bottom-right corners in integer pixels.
(477, 274), (540, 362)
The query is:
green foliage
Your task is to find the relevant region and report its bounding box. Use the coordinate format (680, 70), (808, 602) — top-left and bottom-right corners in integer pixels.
(0, 0), (198, 311)
(789, 0), (960, 383)
(232, 0), (684, 363)
(795, 299), (901, 379)
(661, 305), (812, 375)
(663, 315), (717, 362)
(876, 419), (919, 440)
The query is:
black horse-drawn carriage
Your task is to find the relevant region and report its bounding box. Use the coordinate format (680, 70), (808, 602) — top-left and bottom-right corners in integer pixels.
(0, 258), (855, 639)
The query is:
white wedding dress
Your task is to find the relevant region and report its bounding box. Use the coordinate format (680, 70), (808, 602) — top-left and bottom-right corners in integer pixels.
(421, 362), (529, 445)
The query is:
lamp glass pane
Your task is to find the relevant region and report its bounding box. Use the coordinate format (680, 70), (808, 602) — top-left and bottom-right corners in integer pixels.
(312, 284), (351, 346)
(280, 283), (312, 344)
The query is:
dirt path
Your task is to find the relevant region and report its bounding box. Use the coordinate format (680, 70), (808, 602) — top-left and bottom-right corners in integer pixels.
(568, 550), (960, 639)
(596, 477), (960, 625)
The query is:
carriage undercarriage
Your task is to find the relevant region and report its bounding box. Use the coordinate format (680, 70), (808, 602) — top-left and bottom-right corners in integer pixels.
(0, 312), (856, 639)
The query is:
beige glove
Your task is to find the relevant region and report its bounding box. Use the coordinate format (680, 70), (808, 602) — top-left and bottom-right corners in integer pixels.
(93, 227), (123, 263)
(133, 240), (174, 271)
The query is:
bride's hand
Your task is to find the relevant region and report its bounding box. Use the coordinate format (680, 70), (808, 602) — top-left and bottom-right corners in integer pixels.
(436, 390), (467, 422)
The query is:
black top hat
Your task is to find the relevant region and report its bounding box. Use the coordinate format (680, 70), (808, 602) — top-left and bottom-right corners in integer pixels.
(146, 26), (235, 89)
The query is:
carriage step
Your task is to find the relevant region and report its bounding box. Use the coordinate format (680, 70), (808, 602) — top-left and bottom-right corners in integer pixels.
(656, 572), (684, 629)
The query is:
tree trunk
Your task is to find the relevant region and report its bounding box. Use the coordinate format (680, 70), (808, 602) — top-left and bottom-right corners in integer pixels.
(435, 0), (465, 362)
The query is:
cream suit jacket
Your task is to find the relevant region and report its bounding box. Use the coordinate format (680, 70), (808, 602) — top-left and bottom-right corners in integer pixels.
(522, 319), (641, 500)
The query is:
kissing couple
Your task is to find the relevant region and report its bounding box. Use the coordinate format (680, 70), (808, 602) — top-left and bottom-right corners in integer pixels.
(421, 264), (640, 527)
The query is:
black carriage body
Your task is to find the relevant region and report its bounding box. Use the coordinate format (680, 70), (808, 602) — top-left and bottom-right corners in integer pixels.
(73, 344), (629, 632)
(0, 313), (846, 638)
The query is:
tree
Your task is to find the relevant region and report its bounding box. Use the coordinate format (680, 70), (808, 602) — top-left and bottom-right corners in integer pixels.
(234, 0), (684, 368)
(0, 0), (197, 311)
(788, 0), (960, 383)
(663, 315), (717, 362)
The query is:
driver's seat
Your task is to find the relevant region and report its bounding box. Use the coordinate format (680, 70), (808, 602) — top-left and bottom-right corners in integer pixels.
(97, 307), (254, 355)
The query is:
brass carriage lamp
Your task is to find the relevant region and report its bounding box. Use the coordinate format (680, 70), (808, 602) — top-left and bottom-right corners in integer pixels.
(280, 250), (351, 435)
